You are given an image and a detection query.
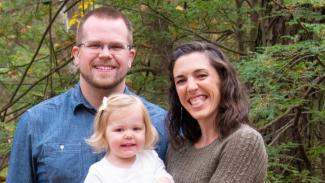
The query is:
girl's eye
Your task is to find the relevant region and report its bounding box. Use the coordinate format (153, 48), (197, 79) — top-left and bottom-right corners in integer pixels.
(114, 128), (123, 132)
(133, 127), (143, 131)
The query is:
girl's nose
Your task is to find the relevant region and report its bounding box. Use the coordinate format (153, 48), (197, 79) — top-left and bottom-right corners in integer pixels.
(123, 131), (134, 139)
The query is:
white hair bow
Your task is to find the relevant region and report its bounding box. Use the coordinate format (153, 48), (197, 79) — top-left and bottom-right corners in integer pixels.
(98, 96), (108, 111)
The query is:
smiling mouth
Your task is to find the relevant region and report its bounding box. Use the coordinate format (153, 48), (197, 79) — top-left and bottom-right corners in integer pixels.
(188, 95), (207, 106)
(121, 143), (136, 147)
(94, 66), (115, 71)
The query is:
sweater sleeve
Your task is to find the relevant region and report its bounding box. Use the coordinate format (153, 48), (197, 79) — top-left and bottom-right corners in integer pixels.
(209, 129), (268, 183)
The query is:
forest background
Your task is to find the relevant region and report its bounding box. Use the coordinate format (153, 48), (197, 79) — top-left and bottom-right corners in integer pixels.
(0, 0), (324, 182)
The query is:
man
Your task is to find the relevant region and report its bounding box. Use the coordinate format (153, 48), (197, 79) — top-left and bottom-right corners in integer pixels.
(7, 6), (168, 183)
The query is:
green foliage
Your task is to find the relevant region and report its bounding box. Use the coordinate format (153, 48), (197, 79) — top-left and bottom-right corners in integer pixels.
(0, 123), (14, 156)
(1, 0), (324, 182)
(267, 143), (323, 183)
(284, 0), (325, 6)
(308, 145), (325, 158)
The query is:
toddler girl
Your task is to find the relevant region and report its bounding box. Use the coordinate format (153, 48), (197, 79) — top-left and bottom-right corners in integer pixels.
(84, 94), (173, 183)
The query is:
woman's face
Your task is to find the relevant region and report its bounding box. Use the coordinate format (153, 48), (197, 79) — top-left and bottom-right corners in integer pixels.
(173, 52), (221, 123)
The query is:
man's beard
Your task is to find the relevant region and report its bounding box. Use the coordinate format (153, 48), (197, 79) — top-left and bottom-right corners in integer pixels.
(79, 70), (126, 90)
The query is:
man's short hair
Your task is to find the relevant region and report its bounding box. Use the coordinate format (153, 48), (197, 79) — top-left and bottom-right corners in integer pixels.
(76, 6), (133, 45)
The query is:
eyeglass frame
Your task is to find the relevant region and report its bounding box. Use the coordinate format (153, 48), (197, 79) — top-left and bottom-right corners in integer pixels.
(77, 41), (133, 54)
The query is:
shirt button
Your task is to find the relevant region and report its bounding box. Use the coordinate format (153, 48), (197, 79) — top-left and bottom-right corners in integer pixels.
(59, 144), (64, 152)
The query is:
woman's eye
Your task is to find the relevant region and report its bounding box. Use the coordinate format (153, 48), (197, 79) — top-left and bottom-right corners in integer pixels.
(197, 74), (207, 79)
(175, 79), (185, 85)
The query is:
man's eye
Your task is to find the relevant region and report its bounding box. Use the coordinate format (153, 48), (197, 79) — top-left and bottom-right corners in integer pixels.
(87, 43), (102, 49)
(110, 44), (125, 50)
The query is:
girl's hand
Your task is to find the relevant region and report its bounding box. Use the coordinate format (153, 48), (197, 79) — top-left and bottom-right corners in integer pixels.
(157, 177), (173, 183)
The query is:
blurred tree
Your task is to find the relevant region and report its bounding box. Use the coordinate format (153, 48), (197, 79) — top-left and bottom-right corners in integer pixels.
(0, 0), (324, 182)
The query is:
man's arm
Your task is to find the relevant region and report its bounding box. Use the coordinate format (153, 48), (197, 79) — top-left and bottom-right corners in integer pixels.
(7, 112), (36, 183)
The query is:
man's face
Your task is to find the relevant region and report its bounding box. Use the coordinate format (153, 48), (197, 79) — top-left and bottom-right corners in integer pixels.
(72, 16), (135, 91)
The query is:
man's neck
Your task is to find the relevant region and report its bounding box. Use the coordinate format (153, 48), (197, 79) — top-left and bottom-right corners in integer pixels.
(79, 81), (126, 109)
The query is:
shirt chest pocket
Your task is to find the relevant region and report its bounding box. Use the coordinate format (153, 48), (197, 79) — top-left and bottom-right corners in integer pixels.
(38, 143), (82, 183)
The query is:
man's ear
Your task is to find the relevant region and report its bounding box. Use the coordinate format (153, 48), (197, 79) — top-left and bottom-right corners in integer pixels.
(71, 46), (80, 66)
(128, 60), (132, 68)
(128, 48), (136, 69)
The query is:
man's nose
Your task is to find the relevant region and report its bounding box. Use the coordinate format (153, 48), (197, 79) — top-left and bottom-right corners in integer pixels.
(99, 46), (113, 57)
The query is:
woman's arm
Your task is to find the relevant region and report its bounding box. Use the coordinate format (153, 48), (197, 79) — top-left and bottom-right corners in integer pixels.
(210, 129), (268, 183)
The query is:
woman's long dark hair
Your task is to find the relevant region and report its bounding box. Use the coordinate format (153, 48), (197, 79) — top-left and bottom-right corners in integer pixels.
(167, 41), (249, 149)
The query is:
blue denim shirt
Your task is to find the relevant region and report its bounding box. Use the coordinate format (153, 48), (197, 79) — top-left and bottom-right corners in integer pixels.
(7, 83), (168, 183)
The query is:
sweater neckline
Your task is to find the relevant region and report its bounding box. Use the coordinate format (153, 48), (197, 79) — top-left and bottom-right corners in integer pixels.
(190, 137), (221, 151)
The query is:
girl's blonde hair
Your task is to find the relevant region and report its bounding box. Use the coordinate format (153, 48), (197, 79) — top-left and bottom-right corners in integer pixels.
(86, 94), (158, 153)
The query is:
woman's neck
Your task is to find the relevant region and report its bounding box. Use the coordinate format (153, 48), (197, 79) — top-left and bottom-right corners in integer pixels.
(194, 119), (219, 149)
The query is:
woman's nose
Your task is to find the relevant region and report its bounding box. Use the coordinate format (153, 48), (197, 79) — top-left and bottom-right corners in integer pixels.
(187, 78), (198, 92)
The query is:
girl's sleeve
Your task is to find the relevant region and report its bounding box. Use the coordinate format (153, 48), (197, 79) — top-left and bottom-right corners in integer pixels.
(210, 130), (268, 183)
(151, 150), (175, 183)
(84, 165), (102, 183)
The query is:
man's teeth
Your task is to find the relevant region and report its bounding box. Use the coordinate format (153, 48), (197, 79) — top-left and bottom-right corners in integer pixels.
(96, 66), (113, 70)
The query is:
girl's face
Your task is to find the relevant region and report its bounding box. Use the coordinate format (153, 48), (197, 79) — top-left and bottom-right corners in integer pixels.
(105, 106), (146, 165)
(173, 52), (221, 124)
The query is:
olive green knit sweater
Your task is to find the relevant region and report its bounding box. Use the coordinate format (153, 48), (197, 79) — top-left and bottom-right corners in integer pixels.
(166, 124), (267, 183)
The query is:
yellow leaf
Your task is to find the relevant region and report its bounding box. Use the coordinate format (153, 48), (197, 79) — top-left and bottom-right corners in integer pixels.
(139, 4), (149, 12)
(78, 0), (94, 10)
(69, 17), (80, 28)
(176, 5), (184, 11)
(27, 68), (32, 74)
(191, 21), (199, 29)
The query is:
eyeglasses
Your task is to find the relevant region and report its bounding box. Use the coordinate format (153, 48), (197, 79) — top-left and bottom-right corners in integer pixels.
(78, 41), (131, 55)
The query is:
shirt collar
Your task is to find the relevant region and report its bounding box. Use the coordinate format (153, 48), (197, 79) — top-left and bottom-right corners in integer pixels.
(72, 83), (133, 113)
(72, 83), (94, 113)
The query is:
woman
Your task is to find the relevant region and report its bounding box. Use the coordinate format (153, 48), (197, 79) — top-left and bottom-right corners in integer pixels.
(165, 41), (267, 183)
